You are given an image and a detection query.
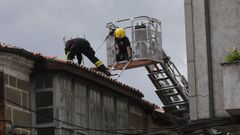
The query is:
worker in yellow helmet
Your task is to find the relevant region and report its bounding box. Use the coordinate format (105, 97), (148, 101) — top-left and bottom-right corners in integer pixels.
(65, 38), (111, 76)
(110, 28), (132, 62)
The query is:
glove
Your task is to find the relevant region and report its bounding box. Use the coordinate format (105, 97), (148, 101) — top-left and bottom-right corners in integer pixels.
(66, 60), (74, 64)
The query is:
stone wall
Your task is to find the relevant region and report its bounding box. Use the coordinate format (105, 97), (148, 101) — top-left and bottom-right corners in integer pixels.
(4, 74), (31, 135)
(0, 52), (34, 135)
(0, 73), (5, 135)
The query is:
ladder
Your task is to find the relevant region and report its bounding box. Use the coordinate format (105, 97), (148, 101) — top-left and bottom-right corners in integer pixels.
(145, 56), (189, 123)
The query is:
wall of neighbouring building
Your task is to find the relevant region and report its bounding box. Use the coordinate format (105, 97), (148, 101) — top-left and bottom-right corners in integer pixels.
(184, 0), (240, 120)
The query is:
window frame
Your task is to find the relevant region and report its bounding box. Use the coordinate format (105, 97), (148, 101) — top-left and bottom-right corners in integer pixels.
(89, 88), (102, 135)
(73, 80), (88, 135)
(129, 105), (144, 134)
(103, 94), (116, 135)
(32, 74), (55, 135)
(116, 97), (129, 134)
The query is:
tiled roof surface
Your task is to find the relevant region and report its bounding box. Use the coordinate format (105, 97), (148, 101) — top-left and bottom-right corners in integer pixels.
(0, 43), (162, 110)
(0, 43), (151, 98)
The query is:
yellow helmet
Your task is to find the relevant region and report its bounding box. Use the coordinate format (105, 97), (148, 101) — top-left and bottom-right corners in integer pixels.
(114, 28), (126, 38)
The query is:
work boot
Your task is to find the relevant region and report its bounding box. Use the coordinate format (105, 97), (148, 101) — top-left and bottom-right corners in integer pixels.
(97, 65), (111, 76)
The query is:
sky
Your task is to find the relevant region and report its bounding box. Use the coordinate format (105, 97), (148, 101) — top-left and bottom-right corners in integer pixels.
(0, 0), (187, 106)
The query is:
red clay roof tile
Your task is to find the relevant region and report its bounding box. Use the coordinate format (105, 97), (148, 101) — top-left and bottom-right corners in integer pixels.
(0, 43), (144, 96)
(0, 43), (163, 109)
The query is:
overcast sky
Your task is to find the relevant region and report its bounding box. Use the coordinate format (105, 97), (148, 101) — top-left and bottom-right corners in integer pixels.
(0, 0), (187, 106)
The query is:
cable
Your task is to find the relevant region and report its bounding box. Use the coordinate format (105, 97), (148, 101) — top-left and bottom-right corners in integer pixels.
(14, 125), (153, 135)
(115, 59), (132, 80)
(1, 116), (179, 135)
(60, 127), (135, 135)
(14, 125), (134, 135)
(0, 96), (167, 135)
(5, 114), (236, 135)
(11, 120), (240, 135)
(0, 119), (12, 125)
(0, 97), (128, 134)
(0, 96), (86, 129)
(4, 96), (217, 135)
(139, 125), (183, 135)
(0, 120), (20, 135)
(95, 34), (110, 53)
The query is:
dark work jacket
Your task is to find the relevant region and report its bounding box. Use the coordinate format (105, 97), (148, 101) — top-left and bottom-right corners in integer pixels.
(65, 38), (95, 63)
(115, 36), (130, 51)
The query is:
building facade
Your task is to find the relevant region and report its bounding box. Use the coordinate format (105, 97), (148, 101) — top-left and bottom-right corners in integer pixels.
(184, 0), (240, 120)
(0, 44), (171, 135)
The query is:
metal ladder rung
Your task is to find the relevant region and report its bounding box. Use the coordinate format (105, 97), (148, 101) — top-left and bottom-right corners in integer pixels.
(155, 77), (169, 81)
(156, 90), (179, 96)
(156, 87), (179, 96)
(148, 70), (165, 75)
(164, 102), (188, 107)
(165, 92), (180, 97)
(145, 61), (189, 121)
(157, 87), (187, 97)
(164, 101), (184, 106)
(156, 86), (177, 92)
(115, 59), (132, 80)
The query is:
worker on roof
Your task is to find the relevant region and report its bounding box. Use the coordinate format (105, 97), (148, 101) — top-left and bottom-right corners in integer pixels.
(64, 38), (111, 76)
(110, 28), (132, 62)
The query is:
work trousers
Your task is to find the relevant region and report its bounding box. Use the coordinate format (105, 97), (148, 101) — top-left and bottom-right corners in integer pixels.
(77, 45), (99, 65)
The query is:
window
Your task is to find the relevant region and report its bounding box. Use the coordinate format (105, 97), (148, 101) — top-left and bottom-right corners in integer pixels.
(89, 89), (102, 135)
(103, 95), (115, 135)
(76, 132), (87, 135)
(74, 82), (88, 134)
(58, 77), (89, 135)
(36, 108), (53, 124)
(37, 127), (54, 135)
(61, 129), (73, 135)
(35, 75), (53, 89)
(116, 99), (128, 134)
(35, 75), (53, 124)
(36, 92), (53, 107)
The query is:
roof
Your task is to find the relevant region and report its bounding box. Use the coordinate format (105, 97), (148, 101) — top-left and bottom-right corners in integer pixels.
(0, 42), (159, 109)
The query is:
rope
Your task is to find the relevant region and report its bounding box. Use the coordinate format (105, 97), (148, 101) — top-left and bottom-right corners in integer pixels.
(115, 59), (132, 80)
(95, 35), (110, 53)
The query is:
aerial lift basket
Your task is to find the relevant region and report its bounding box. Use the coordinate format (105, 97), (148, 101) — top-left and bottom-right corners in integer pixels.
(106, 16), (164, 70)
